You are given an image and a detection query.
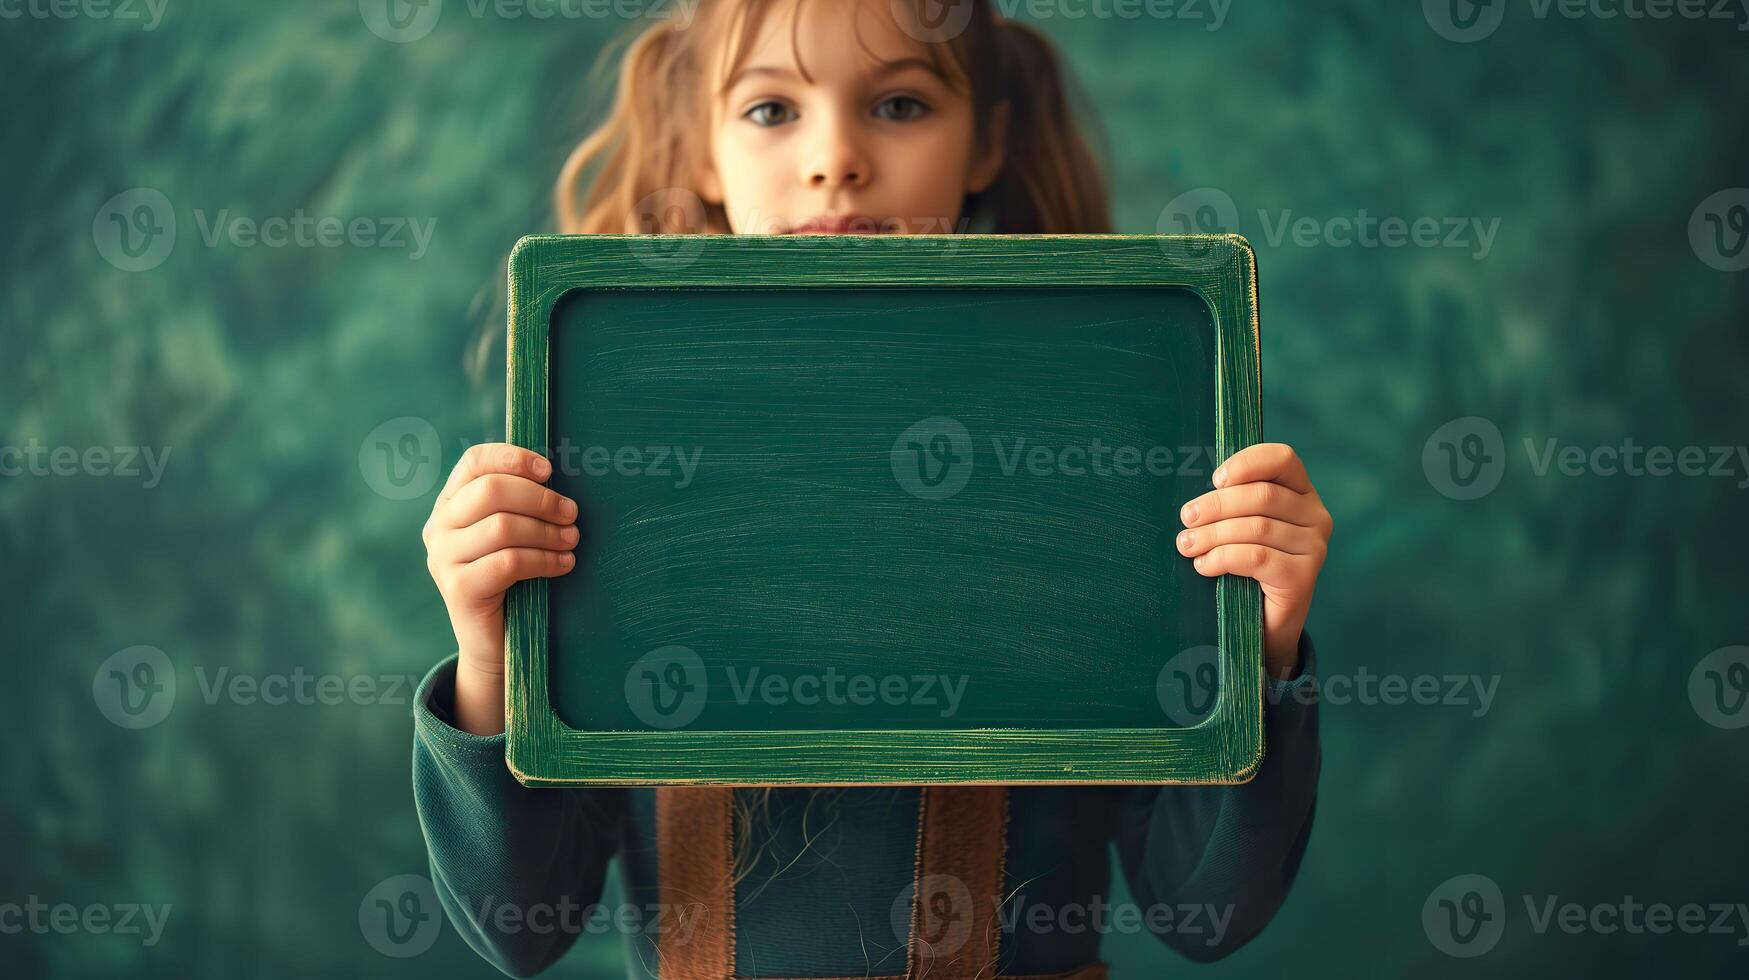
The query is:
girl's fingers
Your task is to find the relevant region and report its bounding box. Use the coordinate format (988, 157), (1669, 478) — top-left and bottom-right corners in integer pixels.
(1189, 543), (1314, 588)
(1212, 443), (1313, 494)
(440, 473), (577, 529)
(1181, 479), (1325, 529)
(441, 512), (579, 564)
(454, 547), (576, 598)
(1176, 516), (1326, 559)
(438, 443), (551, 503)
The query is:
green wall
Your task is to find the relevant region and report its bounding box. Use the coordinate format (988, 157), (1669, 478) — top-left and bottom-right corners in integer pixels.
(2, 0), (1746, 976)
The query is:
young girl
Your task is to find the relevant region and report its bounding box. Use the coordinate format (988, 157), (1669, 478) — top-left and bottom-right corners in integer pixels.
(415, 1), (1331, 977)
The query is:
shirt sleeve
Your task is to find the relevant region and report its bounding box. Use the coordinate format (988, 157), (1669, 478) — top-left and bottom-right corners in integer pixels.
(412, 654), (628, 978)
(1112, 630), (1321, 961)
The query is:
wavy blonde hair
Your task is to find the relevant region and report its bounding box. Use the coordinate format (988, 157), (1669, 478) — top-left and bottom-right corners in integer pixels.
(553, 0), (1113, 235)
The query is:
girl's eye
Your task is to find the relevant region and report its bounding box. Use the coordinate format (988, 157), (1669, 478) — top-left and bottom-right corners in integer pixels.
(743, 101), (797, 127)
(873, 95), (930, 122)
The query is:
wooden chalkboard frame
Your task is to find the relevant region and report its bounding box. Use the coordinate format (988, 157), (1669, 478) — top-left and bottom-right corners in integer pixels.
(504, 234), (1263, 786)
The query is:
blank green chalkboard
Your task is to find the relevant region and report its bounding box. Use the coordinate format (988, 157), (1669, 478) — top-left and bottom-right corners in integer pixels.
(504, 234), (1263, 786)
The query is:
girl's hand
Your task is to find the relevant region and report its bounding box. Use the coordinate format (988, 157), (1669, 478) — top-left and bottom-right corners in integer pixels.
(423, 443), (578, 735)
(1176, 443), (1332, 679)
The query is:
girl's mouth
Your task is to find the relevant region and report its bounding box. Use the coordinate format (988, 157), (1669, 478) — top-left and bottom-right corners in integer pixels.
(782, 215), (896, 235)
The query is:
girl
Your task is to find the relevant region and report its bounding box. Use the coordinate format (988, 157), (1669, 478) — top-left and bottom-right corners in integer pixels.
(415, 1), (1331, 977)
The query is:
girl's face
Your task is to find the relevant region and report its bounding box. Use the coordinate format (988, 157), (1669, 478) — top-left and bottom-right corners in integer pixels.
(699, 0), (1008, 235)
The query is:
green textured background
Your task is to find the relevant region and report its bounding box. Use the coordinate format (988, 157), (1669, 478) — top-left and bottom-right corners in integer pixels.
(3, 0), (1747, 976)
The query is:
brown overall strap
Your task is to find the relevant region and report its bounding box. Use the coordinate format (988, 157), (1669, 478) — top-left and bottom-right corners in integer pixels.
(654, 786), (1106, 980)
(655, 787), (737, 980)
(908, 786), (1009, 980)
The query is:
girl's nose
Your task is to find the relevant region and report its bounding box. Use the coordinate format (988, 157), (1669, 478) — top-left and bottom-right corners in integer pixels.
(803, 120), (871, 190)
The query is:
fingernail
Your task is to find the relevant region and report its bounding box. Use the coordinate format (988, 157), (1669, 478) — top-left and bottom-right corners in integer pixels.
(1181, 502), (1198, 524)
(1213, 466), (1228, 487)
(1177, 531), (1194, 552)
(559, 552), (574, 568)
(1194, 555), (1207, 571)
(533, 456), (552, 478)
(562, 497), (578, 519)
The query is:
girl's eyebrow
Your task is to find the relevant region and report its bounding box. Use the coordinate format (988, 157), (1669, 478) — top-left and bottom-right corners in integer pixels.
(721, 56), (949, 94)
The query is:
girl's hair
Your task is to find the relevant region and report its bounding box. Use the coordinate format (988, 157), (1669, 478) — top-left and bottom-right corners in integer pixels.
(553, 0), (1113, 235)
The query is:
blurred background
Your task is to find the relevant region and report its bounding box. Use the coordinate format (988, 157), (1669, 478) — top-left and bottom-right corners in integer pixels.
(3, 0), (1747, 976)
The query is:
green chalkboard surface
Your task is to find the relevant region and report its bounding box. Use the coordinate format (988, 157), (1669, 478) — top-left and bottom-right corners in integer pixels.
(504, 234), (1263, 786)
